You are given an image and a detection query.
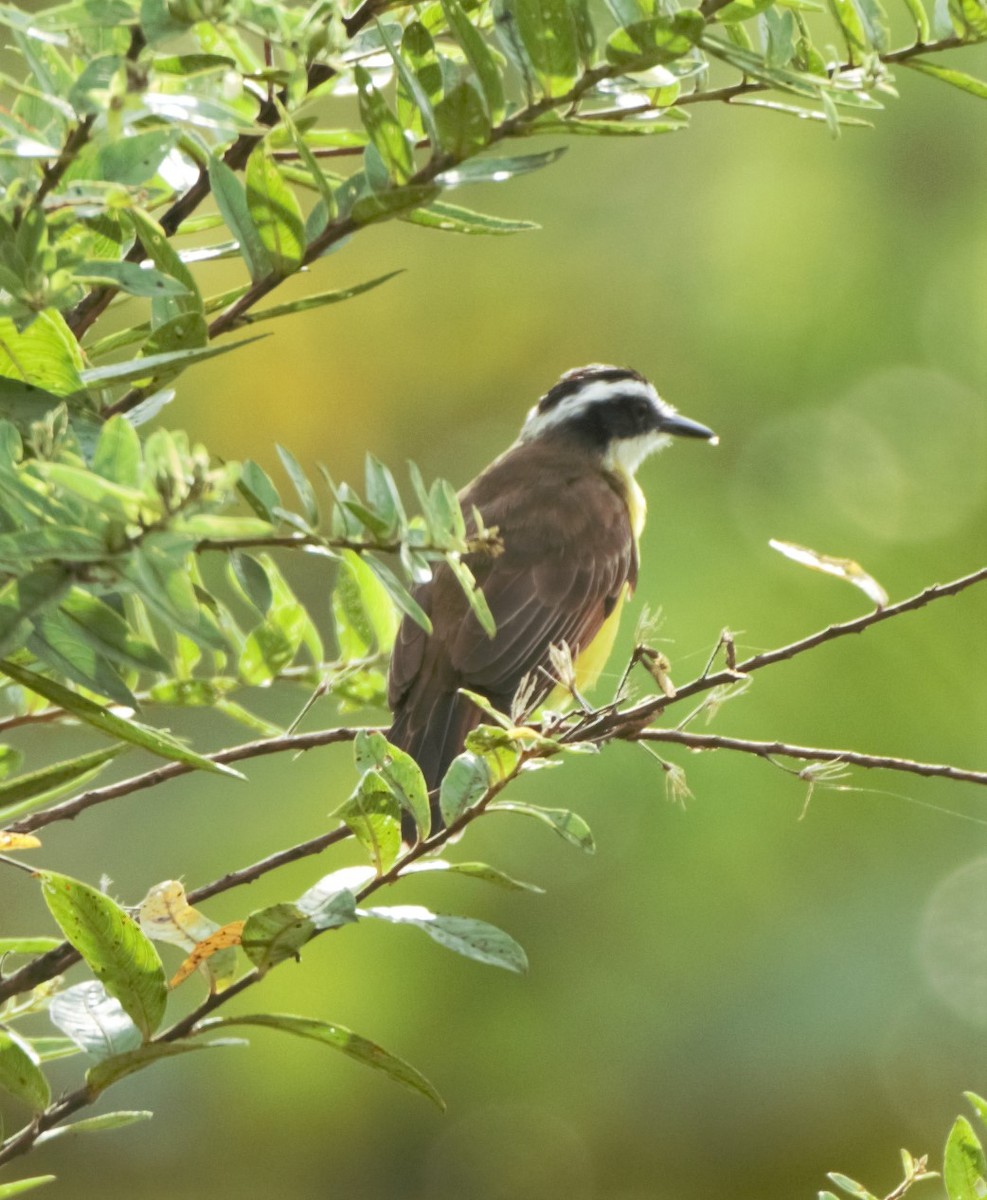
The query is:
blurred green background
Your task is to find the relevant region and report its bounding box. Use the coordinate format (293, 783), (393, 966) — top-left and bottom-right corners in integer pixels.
(6, 52), (987, 1200)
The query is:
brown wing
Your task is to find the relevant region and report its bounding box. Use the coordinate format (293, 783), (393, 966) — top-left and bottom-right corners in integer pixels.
(386, 436), (636, 797)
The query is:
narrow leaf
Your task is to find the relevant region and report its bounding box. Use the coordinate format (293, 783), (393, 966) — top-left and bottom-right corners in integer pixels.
(87, 1039), (241, 1095)
(35, 1111), (154, 1144)
(197, 1013), (445, 1109)
(0, 659), (244, 778)
(489, 800), (595, 852)
(436, 147), (566, 186)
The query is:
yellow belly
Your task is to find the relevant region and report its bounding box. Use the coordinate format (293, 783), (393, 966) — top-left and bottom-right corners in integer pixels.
(547, 469), (645, 705)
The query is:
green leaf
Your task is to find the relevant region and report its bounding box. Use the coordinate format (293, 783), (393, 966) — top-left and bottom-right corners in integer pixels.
(439, 751), (490, 826)
(92, 415), (141, 488)
(336, 772), (402, 873)
(240, 902), (316, 971)
(0, 312), (85, 396)
(364, 553), (432, 633)
(355, 65), (415, 182)
(436, 147), (566, 186)
(238, 459), (283, 521)
(850, 0), (890, 48)
(966, 1092), (987, 1127)
(402, 860), (544, 892)
(513, 0), (580, 96)
(245, 146), (306, 277)
(39, 872), (167, 1040)
(332, 548), (399, 658)
(364, 905), (528, 972)
(207, 155), (273, 281)
(489, 800), (595, 852)
(350, 182), (442, 225)
(944, 1117), (987, 1200)
(60, 589), (170, 675)
(125, 208), (202, 323)
(78, 336), (265, 387)
(0, 1178), (56, 1197)
(0, 1029), (50, 1111)
(86, 1038), (241, 1095)
(0, 659), (243, 778)
(534, 114), (685, 136)
(0, 565), (73, 659)
(442, 0), (506, 121)
(196, 1013), (444, 1109)
(274, 102), (337, 219)
(434, 81), (492, 157)
(447, 555), (496, 636)
(403, 200), (539, 234)
(295, 876), (360, 930)
(900, 0), (931, 39)
(234, 272), (402, 327)
(377, 19), (441, 150)
(28, 610), (138, 710)
(905, 58), (987, 99)
(77, 261), (191, 298)
(0, 937), (62, 953)
(230, 552), (273, 614)
(826, 0), (868, 52)
(275, 444), (319, 527)
(605, 10), (703, 67)
(35, 1110), (154, 1144)
(355, 730), (431, 838)
(826, 1173), (878, 1199)
(0, 744), (126, 819)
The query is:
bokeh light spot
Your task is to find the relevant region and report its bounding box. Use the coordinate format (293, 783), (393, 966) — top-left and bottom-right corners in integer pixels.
(919, 858), (987, 1027)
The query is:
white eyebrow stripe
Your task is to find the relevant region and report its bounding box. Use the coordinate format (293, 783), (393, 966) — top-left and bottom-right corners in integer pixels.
(520, 378), (661, 441)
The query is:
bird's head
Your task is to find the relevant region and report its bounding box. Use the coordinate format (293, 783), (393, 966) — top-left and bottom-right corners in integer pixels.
(519, 364), (717, 476)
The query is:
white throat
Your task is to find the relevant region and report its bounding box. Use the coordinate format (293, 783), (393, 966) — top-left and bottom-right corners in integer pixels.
(603, 430), (671, 478)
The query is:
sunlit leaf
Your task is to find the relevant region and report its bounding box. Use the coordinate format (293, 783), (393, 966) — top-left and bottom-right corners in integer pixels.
(769, 539), (888, 608)
(402, 859), (544, 892)
(944, 1117), (987, 1200)
(436, 147), (566, 186)
(364, 905), (528, 972)
(245, 146), (306, 277)
(139, 879), (238, 993)
(35, 1110), (154, 1144)
(488, 800), (595, 852)
(48, 981), (142, 1060)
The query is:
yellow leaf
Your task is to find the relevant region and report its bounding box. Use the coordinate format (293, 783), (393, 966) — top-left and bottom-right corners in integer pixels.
(169, 921), (245, 990)
(0, 830), (41, 849)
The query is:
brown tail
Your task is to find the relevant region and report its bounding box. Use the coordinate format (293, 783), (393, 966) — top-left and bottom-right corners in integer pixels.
(387, 689), (486, 840)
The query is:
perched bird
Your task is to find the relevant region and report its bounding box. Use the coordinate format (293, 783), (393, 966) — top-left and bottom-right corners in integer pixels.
(387, 364), (716, 835)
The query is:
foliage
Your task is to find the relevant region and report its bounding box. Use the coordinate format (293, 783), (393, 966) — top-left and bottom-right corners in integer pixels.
(0, 0), (985, 1188)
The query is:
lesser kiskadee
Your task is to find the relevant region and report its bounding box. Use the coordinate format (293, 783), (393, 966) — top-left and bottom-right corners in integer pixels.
(387, 365), (716, 832)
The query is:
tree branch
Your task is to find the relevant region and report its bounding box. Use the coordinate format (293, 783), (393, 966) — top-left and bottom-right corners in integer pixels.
(5, 726), (369, 835)
(635, 729), (987, 786)
(574, 566), (987, 742)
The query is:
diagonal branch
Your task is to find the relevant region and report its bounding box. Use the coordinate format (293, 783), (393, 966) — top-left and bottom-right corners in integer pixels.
(575, 565), (987, 742)
(5, 725), (370, 835)
(635, 729), (987, 786)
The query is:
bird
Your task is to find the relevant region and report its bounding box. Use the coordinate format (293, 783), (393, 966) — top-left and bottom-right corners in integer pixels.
(386, 364), (717, 838)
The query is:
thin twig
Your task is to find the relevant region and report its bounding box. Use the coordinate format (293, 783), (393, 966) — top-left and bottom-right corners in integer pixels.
(635, 730), (987, 786)
(5, 726), (370, 835)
